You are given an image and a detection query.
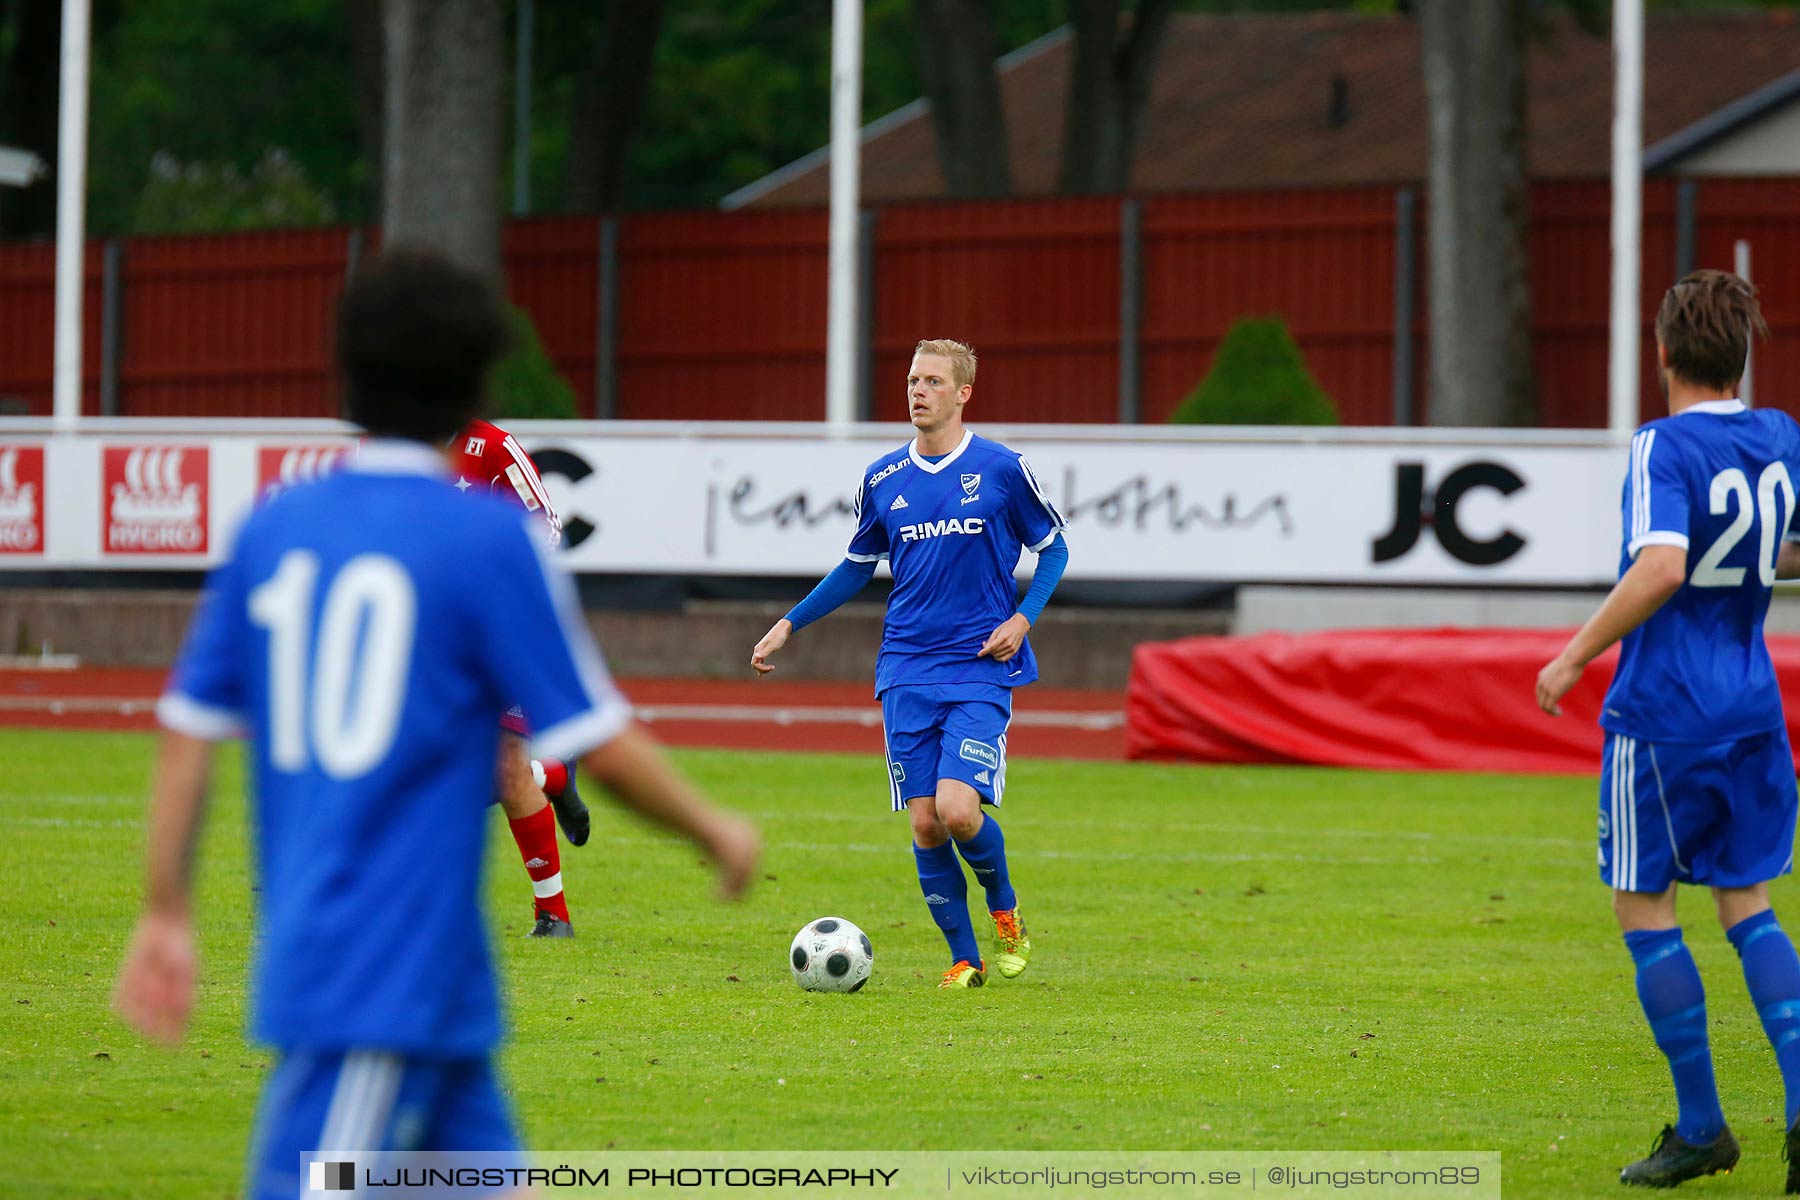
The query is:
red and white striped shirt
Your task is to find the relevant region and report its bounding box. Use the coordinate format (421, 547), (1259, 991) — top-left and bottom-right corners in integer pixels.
(449, 419), (563, 546)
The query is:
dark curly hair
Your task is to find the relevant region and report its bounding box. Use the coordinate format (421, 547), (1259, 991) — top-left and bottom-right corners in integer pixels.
(336, 245), (510, 442)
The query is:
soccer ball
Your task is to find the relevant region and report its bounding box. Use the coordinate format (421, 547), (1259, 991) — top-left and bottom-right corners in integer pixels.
(789, 917), (873, 992)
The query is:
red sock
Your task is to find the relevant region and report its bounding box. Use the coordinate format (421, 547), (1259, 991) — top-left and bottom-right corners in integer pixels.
(539, 759), (569, 795)
(507, 804), (569, 922)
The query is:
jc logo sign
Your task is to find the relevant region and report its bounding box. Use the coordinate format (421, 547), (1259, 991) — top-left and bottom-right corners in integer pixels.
(1370, 460), (1527, 566)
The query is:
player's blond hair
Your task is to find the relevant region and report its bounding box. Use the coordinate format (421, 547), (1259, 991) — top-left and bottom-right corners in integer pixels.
(913, 339), (978, 390)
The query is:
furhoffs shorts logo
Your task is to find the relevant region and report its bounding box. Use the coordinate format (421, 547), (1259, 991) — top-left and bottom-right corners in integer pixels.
(958, 739), (1000, 771)
(310, 1160), (355, 1190)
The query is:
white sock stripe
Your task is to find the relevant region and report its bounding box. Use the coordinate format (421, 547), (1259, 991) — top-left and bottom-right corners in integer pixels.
(1620, 737), (1632, 893)
(1625, 737), (1639, 893)
(1620, 734), (1634, 892)
(531, 871), (564, 899)
(883, 725), (901, 812)
(319, 1054), (373, 1152)
(353, 1054), (402, 1154)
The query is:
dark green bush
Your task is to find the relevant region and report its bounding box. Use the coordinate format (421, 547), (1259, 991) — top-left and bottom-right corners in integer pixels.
(488, 304), (579, 421)
(1168, 316), (1338, 426)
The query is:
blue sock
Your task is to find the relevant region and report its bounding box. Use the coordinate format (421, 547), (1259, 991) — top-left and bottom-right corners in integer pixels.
(1727, 910), (1800, 1129)
(1625, 927), (1724, 1145)
(914, 842), (981, 966)
(953, 814), (1017, 913)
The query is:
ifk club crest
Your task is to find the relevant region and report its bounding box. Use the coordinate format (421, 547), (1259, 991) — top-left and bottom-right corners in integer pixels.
(0, 444), (45, 554)
(103, 445), (209, 555)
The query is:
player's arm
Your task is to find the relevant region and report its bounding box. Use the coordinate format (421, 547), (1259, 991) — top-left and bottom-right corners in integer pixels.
(577, 724), (759, 898)
(117, 549), (250, 1044)
(752, 557), (878, 674)
(494, 432), (564, 546)
(1779, 539), (1800, 580)
(114, 731), (215, 1044)
(980, 457), (1071, 663)
(1536, 544), (1687, 715)
(482, 520), (759, 896)
(754, 470), (887, 674)
(980, 532), (1070, 663)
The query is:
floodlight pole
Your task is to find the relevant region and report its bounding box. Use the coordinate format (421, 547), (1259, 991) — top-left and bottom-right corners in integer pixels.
(825, 0), (863, 428)
(1608, 0), (1644, 439)
(53, 0), (93, 431)
(513, 0), (533, 216)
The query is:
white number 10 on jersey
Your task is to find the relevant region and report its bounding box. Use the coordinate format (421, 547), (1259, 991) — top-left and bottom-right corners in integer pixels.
(248, 550), (418, 778)
(1691, 463), (1796, 588)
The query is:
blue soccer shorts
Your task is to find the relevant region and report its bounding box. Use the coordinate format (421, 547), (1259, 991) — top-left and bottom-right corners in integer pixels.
(1599, 728), (1799, 893)
(246, 1050), (521, 1200)
(880, 683), (1012, 812)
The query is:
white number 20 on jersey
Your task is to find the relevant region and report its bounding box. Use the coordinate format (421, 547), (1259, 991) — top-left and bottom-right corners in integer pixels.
(248, 550), (417, 778)
(1690, 463), (1796, 588)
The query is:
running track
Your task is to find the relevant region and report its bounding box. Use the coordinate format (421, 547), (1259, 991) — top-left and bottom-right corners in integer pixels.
(0, 668), (1127, 761)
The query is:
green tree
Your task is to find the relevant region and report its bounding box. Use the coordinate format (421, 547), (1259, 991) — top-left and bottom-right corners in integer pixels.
(87, 0), (361, 235)
(1169, 317), (1338, 426)
(132, 149), (337, 234)
(489, 305), (579, 420)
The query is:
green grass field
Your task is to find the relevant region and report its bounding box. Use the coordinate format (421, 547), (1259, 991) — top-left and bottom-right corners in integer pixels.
(4, 726), (1798, 1198)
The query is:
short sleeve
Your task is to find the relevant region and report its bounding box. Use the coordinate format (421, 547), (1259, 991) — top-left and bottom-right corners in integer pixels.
(470, 513), (633, 762)
(157, 549), (252, 740)
(1006, 455), (1068, 553)
(1626, 427), (1690, 557)
(846, 473), (889, 562)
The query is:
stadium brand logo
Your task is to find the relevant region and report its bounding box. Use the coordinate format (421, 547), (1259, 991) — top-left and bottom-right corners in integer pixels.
(257, 444), (354, 500)
(0, 445), (45, 554)
(958, 739), (1000, 771)
(310, 1161), (354, 1191)
(103, 446), (209, 555)
(868, 459), (909, 490)
(1371, 460), (1526, 567)
(897, 517), (984, 543)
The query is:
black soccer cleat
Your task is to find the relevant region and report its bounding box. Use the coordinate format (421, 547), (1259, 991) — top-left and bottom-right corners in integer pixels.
(1783, 1117), (1800, 1194)
(528, 912), (574, 939)
(1619, 1124), (1738, 1188)
(548, 761), (590, 848)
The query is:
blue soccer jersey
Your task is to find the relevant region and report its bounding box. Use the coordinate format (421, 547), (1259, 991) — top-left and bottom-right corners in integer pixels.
(847, 431), (1067, 694)
(1602, 399), (1800, 743)
(157, 440), (631, 1057)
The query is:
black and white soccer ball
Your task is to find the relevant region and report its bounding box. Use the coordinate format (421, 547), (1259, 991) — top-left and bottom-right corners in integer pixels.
(789, 917), (873, 992)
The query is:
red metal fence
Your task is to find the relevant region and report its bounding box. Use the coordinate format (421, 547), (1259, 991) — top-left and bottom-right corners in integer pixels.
(3, 179), (1797, 426)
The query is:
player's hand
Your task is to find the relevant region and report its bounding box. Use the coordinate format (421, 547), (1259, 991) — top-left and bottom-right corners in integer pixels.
(705, 813), (762, 900)
(751, 620), (792, 675)
(1536, 653), (1583, 716)
(978, 613), (1032, 662)
(114, 909), (197, 1045)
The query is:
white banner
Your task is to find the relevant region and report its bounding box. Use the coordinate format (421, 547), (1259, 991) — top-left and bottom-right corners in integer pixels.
(0, 421), (1629, 585)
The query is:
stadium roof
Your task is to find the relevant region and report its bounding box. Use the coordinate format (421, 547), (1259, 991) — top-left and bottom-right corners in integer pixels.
(725, 10), (1800, 209)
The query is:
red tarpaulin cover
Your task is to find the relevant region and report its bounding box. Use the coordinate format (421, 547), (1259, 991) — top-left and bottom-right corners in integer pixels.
(1125, 628), (1800, 775)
